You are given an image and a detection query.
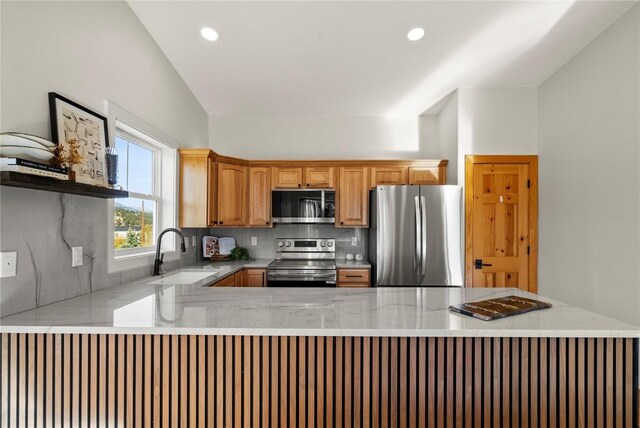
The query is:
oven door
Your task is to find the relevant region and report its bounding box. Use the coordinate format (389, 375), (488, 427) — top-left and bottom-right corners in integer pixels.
(267, 269), (337, 287)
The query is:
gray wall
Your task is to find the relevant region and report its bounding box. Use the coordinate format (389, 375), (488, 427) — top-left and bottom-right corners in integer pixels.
(538, 4), (640, 326)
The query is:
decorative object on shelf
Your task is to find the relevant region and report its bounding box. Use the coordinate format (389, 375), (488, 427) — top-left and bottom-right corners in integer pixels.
(105, 146), (118, 186)
(0, 157), (68, 180)
(49, 92), (109, 187)
(52, 138), (83, 181)
(346, 253), (355, 260)
(228, 246), (251, 261)
(0, 133), (55, 162)
(202, 236), (219, 258)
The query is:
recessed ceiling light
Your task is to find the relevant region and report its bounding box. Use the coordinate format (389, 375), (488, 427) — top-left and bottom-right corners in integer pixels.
(200, 26), (220, 42)
(407, 27), (425, 42)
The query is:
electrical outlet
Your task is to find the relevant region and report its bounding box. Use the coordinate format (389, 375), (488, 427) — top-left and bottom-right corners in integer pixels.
(72, 246), (83, 267)
(251, 237), (257, 246)
(192, 236), (196, 247)
(185, 238), (190, 249)
(0, 251), (17, 278)
(351, 236), (358, 246)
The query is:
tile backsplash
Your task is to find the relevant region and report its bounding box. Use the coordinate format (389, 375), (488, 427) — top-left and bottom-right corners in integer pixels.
(202, 224), (367, 260)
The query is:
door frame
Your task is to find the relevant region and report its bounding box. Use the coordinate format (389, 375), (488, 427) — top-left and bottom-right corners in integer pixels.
(464, 155), (538, 292)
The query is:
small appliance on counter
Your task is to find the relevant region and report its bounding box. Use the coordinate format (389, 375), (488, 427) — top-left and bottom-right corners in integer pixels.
(266, 238), (336, 286)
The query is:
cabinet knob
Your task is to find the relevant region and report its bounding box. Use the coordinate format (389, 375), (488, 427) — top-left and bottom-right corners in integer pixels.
(219, 221), (224, 225)
(266, 221), (270, 225)
(306, 183), (309, 187)
(298, 184), (301, 187)
(340, 221), (344, 225)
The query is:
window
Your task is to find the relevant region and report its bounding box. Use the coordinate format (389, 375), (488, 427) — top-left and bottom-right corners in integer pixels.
(113, 132), (159, 252)
(106, 101), (178, 272)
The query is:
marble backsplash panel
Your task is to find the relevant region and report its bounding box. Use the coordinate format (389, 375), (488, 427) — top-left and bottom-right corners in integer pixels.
(0, 186), (206, 317)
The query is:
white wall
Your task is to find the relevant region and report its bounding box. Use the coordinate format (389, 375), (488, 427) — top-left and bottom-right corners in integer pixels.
(418, 115), (439, 159)
(538, 4), (639, 326)
(437, 92), (459, 184)
(0, 1), (208, 148)
(209, 115), (439, 160)
(457, 88), (538, 184)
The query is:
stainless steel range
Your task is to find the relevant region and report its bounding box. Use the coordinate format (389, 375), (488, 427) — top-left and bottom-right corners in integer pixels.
(266, 238), (336, 287)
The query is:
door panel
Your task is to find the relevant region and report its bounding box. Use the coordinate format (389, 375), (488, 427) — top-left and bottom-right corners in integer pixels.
(470, 163), (530, 291)
(217, 163), (247, 226)
(249, 167), (271, 227)
(272, 167), (303, 188)
(374, 186), (419, 286)
(305, 167), (334, 188)
(337, 167), (369, 227)
(418, 186), (464, 286)
(370, 167), (407, 188)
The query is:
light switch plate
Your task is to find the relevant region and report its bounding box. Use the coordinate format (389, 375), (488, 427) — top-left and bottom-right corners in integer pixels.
(0, 251), (17, 278)
(251, 237), (257, 246)
(351, 237), (358, 246)
(72, 246), (83, 267)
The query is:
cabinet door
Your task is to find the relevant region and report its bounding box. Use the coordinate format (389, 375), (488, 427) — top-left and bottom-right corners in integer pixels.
(214, 274), (236, 287)
(337, 167), (369, 227)
(245, 269), (266, 287)
(408, 166), (442, 185)
(337, 269), (370, 287)
(370, 166), (408, 188)
(272, 167), (303, 188)
(217, 163), (248, 226)
(207, 158), (217, 226)
(179, 149), (214, 228)
(249, 167), (272, 227)
(304, 167), (334, 188)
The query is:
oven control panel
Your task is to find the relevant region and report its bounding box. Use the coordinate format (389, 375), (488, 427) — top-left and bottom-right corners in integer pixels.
(276, 238), (335, 253)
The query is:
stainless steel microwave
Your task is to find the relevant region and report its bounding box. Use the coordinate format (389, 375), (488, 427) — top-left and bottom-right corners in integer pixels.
(271, 189), (335, 224)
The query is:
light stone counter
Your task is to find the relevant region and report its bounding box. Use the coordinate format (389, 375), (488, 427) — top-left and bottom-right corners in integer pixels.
(1, 274), (638, 337)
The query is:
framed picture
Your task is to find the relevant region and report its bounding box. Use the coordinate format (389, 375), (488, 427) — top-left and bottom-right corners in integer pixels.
(48, 92), (109, 186)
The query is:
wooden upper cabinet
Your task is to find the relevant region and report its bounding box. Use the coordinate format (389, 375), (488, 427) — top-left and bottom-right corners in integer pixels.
(304, 167), (334, 188)
(337, 167), (369, 227)
(409, 166), (445, 185)
(370, 166), (408, 188)
(249, 167), (272, 227)
(217, 162), (247, 226)
(179, 149), (216, 228)
(272, 167), (303, 188)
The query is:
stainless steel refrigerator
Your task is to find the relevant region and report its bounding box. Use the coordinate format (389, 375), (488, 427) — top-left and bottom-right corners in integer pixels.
(368, 185), (464, 286)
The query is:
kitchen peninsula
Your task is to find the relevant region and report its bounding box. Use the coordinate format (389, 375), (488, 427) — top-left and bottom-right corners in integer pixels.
(1, 271), (637, 427)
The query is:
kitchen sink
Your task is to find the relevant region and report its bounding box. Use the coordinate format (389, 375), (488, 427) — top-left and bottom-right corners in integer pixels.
(147, 271), (217, 285)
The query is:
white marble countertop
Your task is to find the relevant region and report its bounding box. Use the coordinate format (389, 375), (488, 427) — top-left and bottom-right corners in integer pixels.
(335, 260), (371, 268)
(1, 266), (638, 337)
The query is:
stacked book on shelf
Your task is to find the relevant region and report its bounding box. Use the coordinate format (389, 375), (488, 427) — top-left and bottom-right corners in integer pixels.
(0, 157), (68, 181)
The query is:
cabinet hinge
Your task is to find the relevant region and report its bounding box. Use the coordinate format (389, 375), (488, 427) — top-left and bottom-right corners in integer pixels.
(527, 179), (530, 189)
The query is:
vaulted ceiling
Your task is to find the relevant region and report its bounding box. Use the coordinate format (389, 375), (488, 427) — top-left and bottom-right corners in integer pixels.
(128, 1), (635, 116)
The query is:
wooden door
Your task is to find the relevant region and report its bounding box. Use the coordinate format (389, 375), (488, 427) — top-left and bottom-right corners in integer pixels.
(217, 162), (247, 226)
(466, 156), (537, 292)
(304, 167), (334, 188)
(370, 166), (407, 188)
(248, 167), (271, 227)
(272, 167), (303, 188)
(245, 269), (266, 287)
(337, 167), (369, 227)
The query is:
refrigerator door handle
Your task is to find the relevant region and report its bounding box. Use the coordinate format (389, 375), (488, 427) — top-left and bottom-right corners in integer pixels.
(414, 196), (422, 276)
(420, 195), (428, 278)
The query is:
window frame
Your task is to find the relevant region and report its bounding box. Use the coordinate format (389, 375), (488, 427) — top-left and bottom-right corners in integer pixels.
(106, 101), (179, 273)
(113, 129), (162, 257)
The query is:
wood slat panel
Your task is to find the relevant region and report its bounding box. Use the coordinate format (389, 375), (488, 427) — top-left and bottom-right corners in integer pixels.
(0, 334), (636, 427)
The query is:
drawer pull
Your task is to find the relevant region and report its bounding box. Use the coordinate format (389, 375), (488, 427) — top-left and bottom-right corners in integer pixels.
(346, 275), (363, 278)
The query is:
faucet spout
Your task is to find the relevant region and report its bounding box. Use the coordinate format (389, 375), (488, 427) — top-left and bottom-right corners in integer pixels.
(153, 228), (186, 276)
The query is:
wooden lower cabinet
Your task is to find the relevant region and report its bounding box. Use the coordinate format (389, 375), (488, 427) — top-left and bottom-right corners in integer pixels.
(337, 268), (370, 287)
(213, 268), (266, 287)
(2, 334), (636, 427)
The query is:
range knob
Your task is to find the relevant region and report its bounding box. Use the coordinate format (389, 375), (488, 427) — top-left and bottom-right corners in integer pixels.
(320, 241), (326, 247)
(278, 241), (285, 247)
(327, 241), (334, 247)
(285, 242), (292, 247)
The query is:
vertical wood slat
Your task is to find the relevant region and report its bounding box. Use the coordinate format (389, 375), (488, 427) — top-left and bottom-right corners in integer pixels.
(0, 334), (636, 427)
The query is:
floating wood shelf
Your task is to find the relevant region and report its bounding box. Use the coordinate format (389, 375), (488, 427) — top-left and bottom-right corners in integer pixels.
(0, 171), (129, 199)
